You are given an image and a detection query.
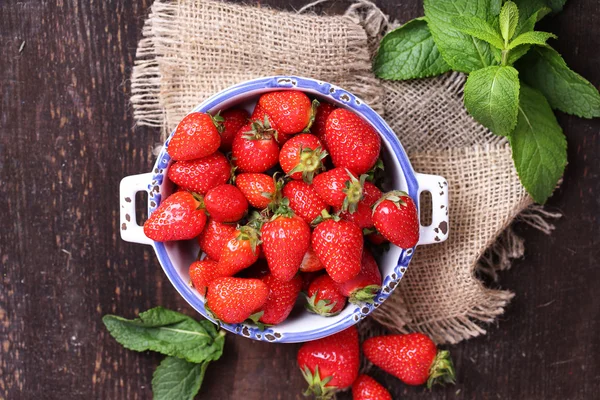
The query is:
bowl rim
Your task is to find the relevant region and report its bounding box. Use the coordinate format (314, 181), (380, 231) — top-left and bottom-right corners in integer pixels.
(148, 76), (419, 343)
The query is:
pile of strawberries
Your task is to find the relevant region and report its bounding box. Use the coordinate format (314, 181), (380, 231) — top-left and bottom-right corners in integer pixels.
(297, 326), (454, 399)
(143, 90), (420, 327)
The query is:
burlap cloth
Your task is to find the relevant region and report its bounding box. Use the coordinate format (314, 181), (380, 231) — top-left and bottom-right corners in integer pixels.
(130, 0), (560, 344)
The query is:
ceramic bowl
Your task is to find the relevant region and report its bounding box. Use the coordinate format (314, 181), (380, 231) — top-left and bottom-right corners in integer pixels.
(119, 76), (449, 343)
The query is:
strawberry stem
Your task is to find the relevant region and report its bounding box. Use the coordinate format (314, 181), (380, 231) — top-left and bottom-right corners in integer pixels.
(349, 284), (381, 304)
(209, 111), (225, 133)
(427, 349), (455, 388)
(304, 293), (341, 317)
(303, 99), (321, 132)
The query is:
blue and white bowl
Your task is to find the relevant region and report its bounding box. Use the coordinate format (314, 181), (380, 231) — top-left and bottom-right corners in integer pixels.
(119, 76), (449, 343)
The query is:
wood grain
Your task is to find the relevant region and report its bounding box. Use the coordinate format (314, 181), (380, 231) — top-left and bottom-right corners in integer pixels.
(0, 0), (598, 399)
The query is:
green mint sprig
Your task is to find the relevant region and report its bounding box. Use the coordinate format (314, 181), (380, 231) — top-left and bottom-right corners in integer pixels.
(374, 0), (599, 204)
(103, 307), (226, 400)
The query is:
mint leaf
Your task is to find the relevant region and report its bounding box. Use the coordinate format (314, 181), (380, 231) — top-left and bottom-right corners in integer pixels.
(464, 66), (520, 136)
(424, 0), (495, 72)
(513, 0), (551, 33)
(103, 307), (226, 363)
(518, 47), (600, 118)
(517, 7), (551, 35)
(546, 0), (567, 13)
(374, 18), (450, 80)
(152, 357), (208, 400)
(451, 16), (505, 50)
(499, 1), (519, 42)
(507, 45), (532, 65)
(509, 31), (557, 49)
(509, 84), (567, 204)
(491, 0), (502, 16)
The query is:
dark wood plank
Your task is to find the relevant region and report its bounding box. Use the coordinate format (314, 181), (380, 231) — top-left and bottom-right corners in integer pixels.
(0, 0), (598, 399)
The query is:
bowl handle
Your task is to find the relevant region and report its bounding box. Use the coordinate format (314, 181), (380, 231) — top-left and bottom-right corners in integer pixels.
(119, 173), (154, 245)
(415, 173), (449, 246)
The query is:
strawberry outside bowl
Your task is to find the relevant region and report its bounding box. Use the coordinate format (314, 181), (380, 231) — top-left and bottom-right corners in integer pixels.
(119, 76), (449, 343)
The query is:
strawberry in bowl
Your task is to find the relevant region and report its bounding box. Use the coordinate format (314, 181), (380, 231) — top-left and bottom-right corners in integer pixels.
(119, 76), (449, 343)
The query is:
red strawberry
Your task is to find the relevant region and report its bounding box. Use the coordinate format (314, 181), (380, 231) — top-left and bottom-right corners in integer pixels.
(283, 180), (330, 225)
(362, 333), (455, 387)
(250, 103), (291, 145)
(204, 184), (248, 223)
(206, 277), (269, 324)
(279, 134), (327, 182)
(189, 259), (223, 295)
(197, 219), (237, 261)
(258, 90), (316, 135)
(235, 173), (277, 209)
(352, 375), (392, 400)
(324, 108), (381, 174)
(305, 274), (347, 316)
(143, 191), (207, 242)
(337, 181), (381, 229)
(300, 271), (323, 292)
(299, 244), (325, 273)
(219, 108), (249, 152)
(297, 326), (360, 398)
(311, 102), (336, 143)
(167, 152), (231, 195)
(336, 249), (381, 303)
(312, 167), (364, 212)
(367, 230), (388, 245)
(259, 274), (303, 325)
(217, 226), (261, 276)
(261, 208), (311, 282)
(168, 112), (223, 161)
(372, 191), (420, 249)
(232, 121), (279, 172)
(312, 216), (363, 283)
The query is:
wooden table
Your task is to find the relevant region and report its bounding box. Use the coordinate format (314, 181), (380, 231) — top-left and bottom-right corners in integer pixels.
(1, 0), (598, 398)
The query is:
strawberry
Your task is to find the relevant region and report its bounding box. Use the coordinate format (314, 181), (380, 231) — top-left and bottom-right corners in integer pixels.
(232, 121), (279, 172)
(167, 152), (231, 195)
(259, 274), (303, 325)
(235, 173), (278, 209)
(312, 167), (364, 213)
(250, 103), (292, 145)
(279, 134), (327, 183)
(312, 216), (363, 283)
(206, 277), (270, 324)
(219, 108), (249, 152)
(236, 258), (270, 279)
(300, 270), (323, 292)
(362, 333), (455, 387)
(305, 274), (347, 317)
(143, 191), (207, 242)
(299, 244), (325, 273)
(337, 181), (381, 229)
(297, 326), (360, 398)
(282, 180), (330, 225)
(168, 112), (223, 161)
(324, 108), (381, 174)
(197, 219), (237, 261)
(217, 226), (261, 276)
(261, 206), (311, 281)
(258, 90), (317, 135)
(372, 191), (420, 249)
(189, 259), (223, 296)
(311, 102), (336, 144)
(204, 184), (248, 223)
(335, 249), (381, 303)
(352, 375), (392, 400)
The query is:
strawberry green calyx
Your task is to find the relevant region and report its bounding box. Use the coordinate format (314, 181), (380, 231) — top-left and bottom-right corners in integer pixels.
(303, 99), (321, 132)
(237, 225), (262, 255)
(246, 211), (266, 231)
(288, 145), (328, 184)
(372, 190), (409, 215)
(348, 284), (381, 304)
(427, 350), (455, 388)
(246, 310), (266, 331)
(311, 209), (341, 226)
(305, 293), (341, 317)
(301, 365), (336, 400)
(270, 197), (295, 219)
(243, 116), (278, 141)
(209, 111), (226, 133)
(342, 170), (366, 213)
(265, 174), (286, 213)
(366, 158), (385, 183)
